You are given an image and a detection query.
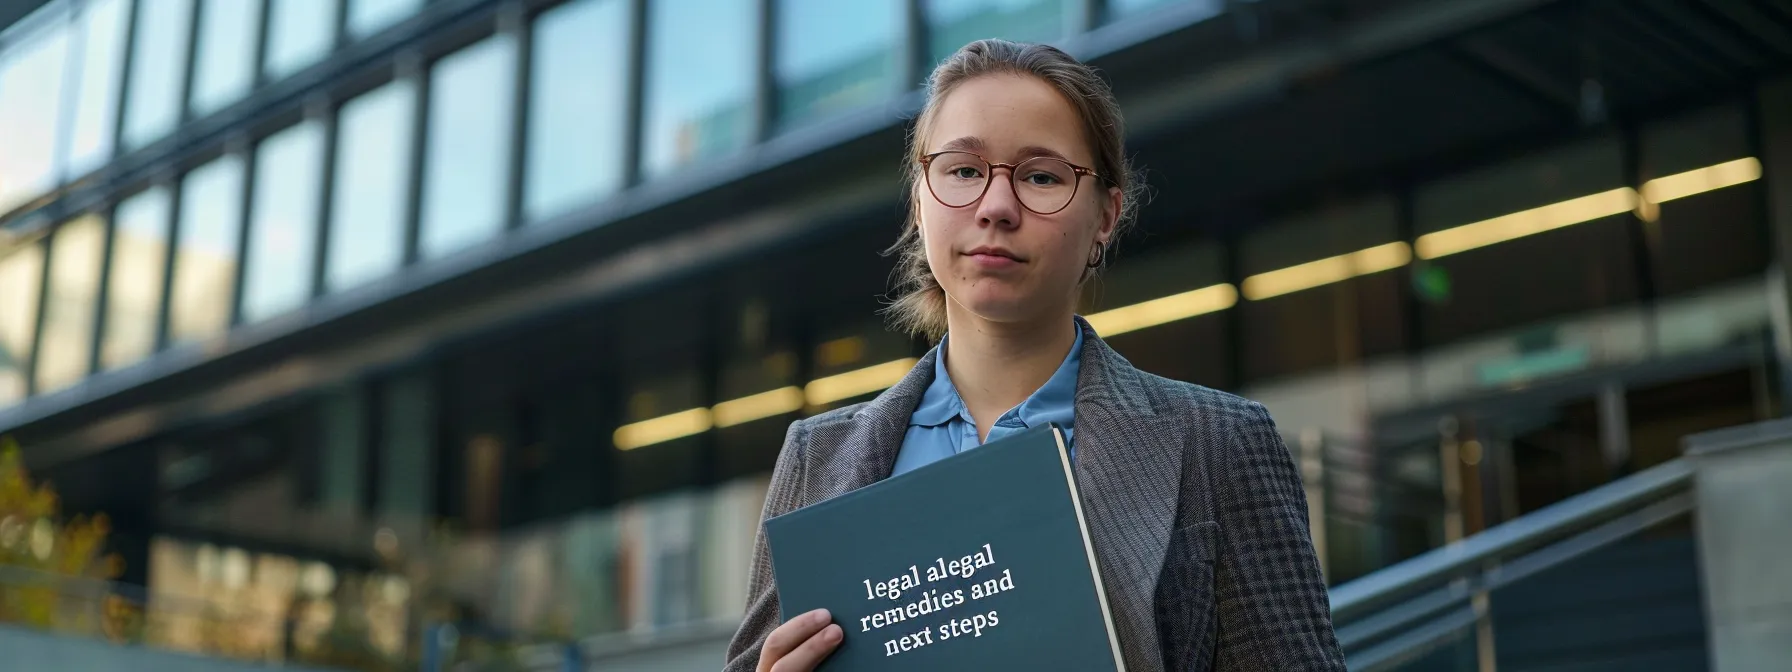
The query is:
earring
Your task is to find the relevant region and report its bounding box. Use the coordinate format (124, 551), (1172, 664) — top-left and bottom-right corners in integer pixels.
(1086, 242), (1106, 269)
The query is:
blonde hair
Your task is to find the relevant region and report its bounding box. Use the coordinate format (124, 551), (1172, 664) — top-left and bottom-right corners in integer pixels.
(883, 39), (1142, 340)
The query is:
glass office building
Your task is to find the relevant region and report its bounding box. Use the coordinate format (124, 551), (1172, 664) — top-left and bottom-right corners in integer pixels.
(2, 0), (1789, 667)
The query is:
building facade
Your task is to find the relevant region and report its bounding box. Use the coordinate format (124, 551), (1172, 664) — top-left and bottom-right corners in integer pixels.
(2, 0), (1790, 667)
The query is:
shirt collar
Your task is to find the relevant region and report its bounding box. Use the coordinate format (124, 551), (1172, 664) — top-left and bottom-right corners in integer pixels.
(908, 322), (1083, 432)
(910, 335), (971, 428)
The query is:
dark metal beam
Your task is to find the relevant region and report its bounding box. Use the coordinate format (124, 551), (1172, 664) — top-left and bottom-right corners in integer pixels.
(753, 0), (777, 142)
(306, 92), (337, 303)
(226, 134), (255, 330)
(398, 49), (428, 266)
(1117, 0), (1568, 135)
(620, 0), (647, 190)
(1692, 0), (1792, 59)
(500, 1), (531, 231)
(1447, 36), (1581, 122)
(904, 0), (926, 90)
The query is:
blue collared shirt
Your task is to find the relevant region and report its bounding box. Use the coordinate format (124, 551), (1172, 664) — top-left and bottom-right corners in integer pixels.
(891, 323), (1082, 477)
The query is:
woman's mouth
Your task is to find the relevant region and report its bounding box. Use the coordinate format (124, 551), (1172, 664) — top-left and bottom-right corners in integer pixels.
(964, 246), (1023, 269)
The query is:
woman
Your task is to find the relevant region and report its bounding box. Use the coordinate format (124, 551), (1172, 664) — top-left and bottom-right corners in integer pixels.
(725, 39), (1345, 672)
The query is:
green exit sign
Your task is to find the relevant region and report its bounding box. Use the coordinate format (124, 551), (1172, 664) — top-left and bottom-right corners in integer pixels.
(1476, 344), (1591, 387)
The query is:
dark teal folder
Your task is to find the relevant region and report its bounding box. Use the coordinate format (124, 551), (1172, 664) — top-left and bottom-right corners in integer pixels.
(764, 424), (1124, 670)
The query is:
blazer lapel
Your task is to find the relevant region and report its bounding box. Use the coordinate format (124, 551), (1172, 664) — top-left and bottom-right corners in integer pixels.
(829, 348), (938, 496)
(1072, 318), (1182, 672)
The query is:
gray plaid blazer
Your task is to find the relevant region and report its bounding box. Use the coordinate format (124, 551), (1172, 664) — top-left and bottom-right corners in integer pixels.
(723, 317), (1346, 671)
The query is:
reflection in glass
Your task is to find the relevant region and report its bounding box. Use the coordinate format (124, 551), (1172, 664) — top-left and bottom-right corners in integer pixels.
(420, 36), (515, 259)
(242, 122), (324, 323)
(1107, 0), (1221, 22)
(169, 156), (245, 345)
(926, 0), (1069, 63)
(64, 0), (131, 180)
(348, 0), (423, 40)
(122, 0), (195, 149)
(328, 80), (415, 292)
(190, 0), (264, 116)
(265, 0), (339, 79)
(0, 24), (69, 213)
(525, 0), (628, 223)
(0, 243), (45, 406)
(102, 187), (172, 370)
(36, 216), (107, 393)
(642, 0), (757, 178)
(775, 0), (902, 129)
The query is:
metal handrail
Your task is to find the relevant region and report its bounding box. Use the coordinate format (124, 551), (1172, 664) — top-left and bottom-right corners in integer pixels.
(1327, 457), (1698, 671)
(1328, 457), (1693, 619)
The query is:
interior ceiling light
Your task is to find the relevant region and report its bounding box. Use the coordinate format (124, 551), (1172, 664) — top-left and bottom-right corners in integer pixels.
(1242, 242), (1411, 300)
(1084, 283), (1237, 337)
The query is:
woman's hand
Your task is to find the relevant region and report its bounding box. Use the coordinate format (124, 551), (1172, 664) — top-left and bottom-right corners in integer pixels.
(756, 608), (843, 672)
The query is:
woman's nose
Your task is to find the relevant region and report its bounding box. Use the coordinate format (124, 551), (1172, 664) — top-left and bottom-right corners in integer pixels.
(976, 172), (1022, 228)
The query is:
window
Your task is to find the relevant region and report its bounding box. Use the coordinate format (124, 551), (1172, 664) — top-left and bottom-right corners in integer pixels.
(713, 282), (801, 479)
(102, 187), (172, 370)
(36, 215), (107, 393)
(169, 155), (245, 345)
(420, 36), (516, 259)
(327, 79), (415, 292)
(348, 0), (424, 40)
(1239, 198), (1407, 383)
(642, 0), (758, 178)
(0, 22), (70, 213)
(0, 241), (46, 406)
(264, 0), (338, 80)
(524, 0), (629, 223)
(378, 370), (435, 517)
(122, 0), (195, 149)
(926, 0), (1070, 64)
(1090, 241), (1231, 388)
(1108, 0), (1221, 22)
(614, 364), (706, 501)
(1640, 104), (1767, 297)
(190, 0), (264, 117)
(63, 0), (131, 180)
(1414, 135), (1636, 346)
(242, 121), (325, 323)
(774, 0), (903, 130)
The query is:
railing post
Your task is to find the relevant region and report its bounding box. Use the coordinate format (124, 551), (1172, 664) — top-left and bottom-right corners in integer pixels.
(1299, 428), (1328, 579)
(562, 640), (584, 672)
(1471, 581), (1497, 672)
(420, 622), (455, 672)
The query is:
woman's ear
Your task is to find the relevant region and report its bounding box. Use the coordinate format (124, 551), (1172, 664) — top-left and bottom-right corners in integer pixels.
(1098, 185), (1123, 245)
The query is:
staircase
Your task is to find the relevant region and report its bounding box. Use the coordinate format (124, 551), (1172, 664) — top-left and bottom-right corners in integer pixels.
(1333, 416), (1792, 672)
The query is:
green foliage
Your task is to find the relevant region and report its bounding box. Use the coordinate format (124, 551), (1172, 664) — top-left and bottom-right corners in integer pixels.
(0, 434), (131, 638)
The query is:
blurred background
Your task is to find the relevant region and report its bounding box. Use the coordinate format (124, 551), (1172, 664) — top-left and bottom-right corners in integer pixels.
(1, 0), (1790, 670)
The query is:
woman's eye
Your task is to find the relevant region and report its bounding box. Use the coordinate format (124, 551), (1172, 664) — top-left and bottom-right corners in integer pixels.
(1023, 172), (1061, 186)
(950, 166), (982, 179)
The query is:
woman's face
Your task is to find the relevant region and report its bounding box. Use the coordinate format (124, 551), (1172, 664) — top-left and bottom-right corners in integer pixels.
(917, 74), (1119, 330)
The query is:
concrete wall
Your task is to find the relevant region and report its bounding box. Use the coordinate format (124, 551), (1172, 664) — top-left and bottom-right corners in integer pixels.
(591, 638), (729, 672)
(1686, 416), (1792, 672)
(0, 625), (341, 672)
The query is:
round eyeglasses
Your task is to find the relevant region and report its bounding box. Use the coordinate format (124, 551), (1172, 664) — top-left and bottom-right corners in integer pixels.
(918, 151), (1103, 215)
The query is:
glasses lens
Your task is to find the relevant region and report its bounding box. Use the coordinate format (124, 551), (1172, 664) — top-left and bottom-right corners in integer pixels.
(925, 152), (988, 207)
(1014, 157), (1078, 214)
